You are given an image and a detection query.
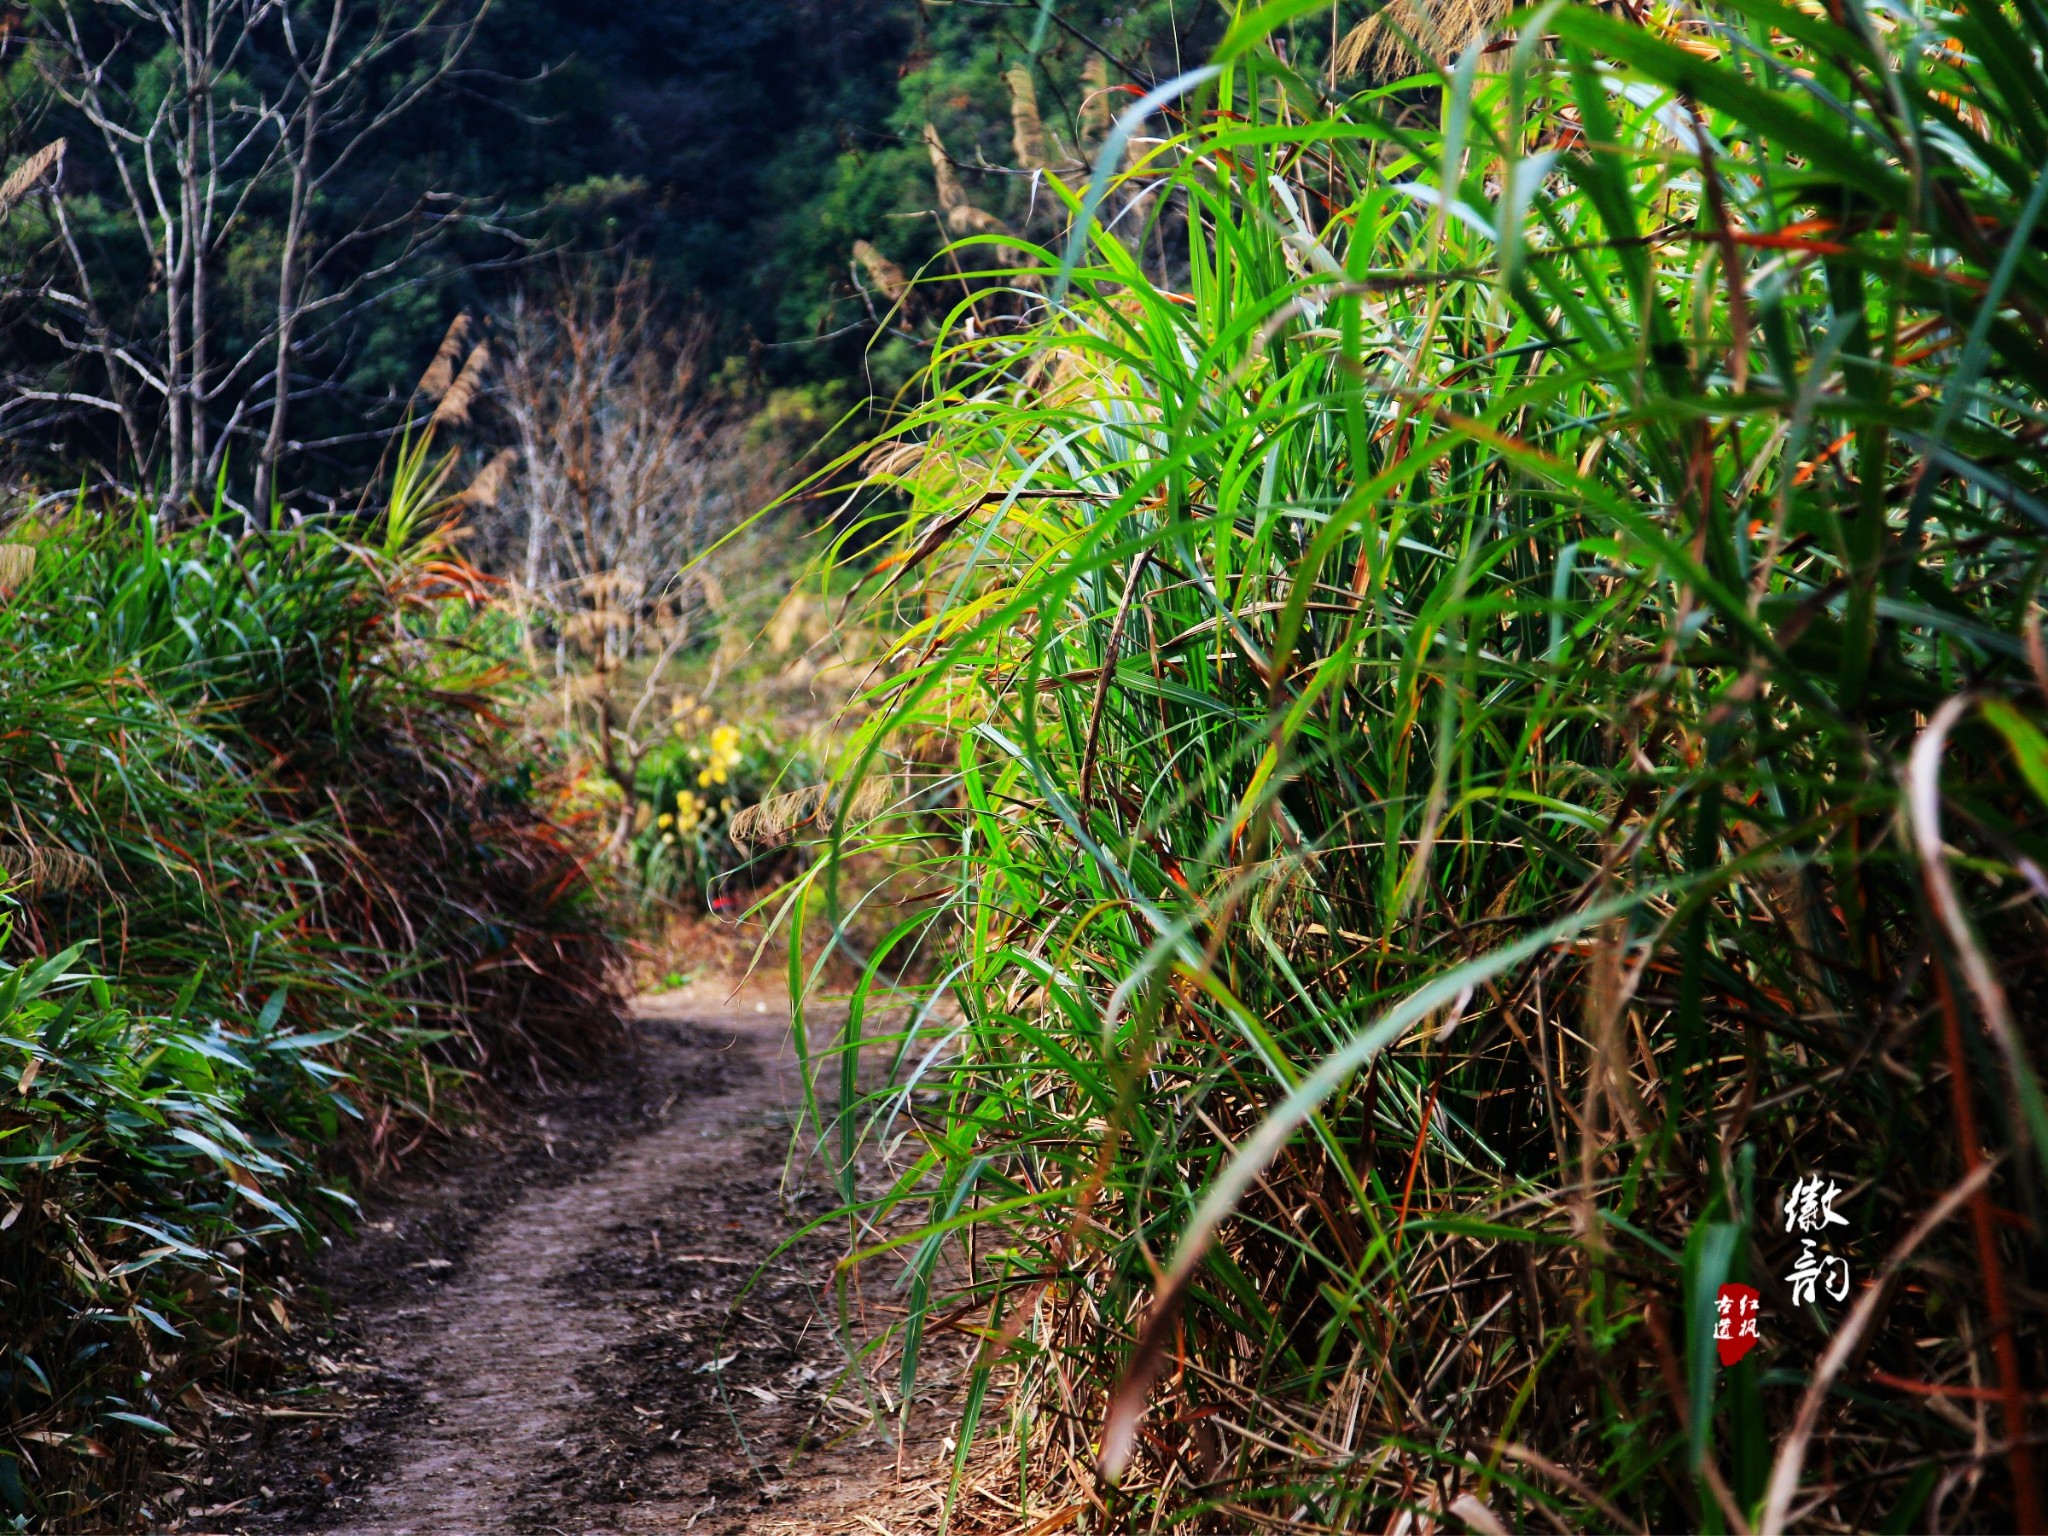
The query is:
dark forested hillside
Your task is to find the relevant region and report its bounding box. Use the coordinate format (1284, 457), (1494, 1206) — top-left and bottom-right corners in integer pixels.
(456, 0), (913, 377)
(0, 0), (1220, 500)
(472, 0), (1222, 382)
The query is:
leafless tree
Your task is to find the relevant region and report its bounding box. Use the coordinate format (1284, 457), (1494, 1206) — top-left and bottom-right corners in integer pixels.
(486, 275), (775, 849)
(6, 0), (491, 508)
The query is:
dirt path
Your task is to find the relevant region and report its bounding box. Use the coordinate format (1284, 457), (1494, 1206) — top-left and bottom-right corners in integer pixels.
(185, 980), (960, 1536)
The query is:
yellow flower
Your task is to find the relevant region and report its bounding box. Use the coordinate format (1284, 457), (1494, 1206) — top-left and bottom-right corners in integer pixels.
(657, 813), (673, 828)
(673, 788), (705, 835)
(694, 722), (743, 787)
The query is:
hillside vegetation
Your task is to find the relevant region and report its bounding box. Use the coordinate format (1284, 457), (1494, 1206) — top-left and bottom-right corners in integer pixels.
(0, 0), (1218, 499)
(0, 495), (617, 1528)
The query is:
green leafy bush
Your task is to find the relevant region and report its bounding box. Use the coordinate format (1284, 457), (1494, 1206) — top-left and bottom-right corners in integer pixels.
(0, 503), (620, 1527)
(633, 716), (817, 909)
(0, 949), (336, 1519)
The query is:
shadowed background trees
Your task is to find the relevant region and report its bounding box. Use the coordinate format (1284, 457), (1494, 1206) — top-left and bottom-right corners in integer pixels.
(0, 0), (1232, 505)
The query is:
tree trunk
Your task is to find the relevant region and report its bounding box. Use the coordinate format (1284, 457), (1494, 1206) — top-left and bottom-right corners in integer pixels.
(182, 0), (209, 501)
(256, 118), (316, 517)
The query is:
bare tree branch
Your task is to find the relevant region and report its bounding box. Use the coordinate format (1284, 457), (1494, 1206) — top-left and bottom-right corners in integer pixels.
(6, 0), (496, 507)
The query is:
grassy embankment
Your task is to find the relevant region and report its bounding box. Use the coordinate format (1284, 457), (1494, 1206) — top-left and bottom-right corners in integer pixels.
(0, 479), (619, 1529)
(791, 2), (2048, 1529)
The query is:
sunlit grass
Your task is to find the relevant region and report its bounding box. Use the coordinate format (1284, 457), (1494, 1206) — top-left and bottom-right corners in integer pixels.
(787, 3), (2048, 1528)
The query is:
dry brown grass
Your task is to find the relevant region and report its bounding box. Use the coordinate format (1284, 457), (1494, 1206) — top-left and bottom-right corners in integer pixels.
(854, 239), (910, 306)
(0, 138), (64, 220)
(729, 776), (892, 852)
(0, 835), (97, 894)
(0, 542), (35, 596)
(415, 311), (473, 402)
(430, 340), (491, 428)
(1007, 65), (1047, 171)
(924, 124), (1010, 238)
(1334, 0), (1513, 76)
(456, 446), (518, 509)
(1080, 55), (1112, 145)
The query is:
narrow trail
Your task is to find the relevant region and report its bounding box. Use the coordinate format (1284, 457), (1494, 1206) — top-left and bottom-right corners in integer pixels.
(200, 979), (958, 1536)
(341, 987), (800, 1535)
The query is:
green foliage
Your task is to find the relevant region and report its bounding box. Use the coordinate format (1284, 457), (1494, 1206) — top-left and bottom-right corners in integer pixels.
(634, 717), (816, 910)
(0, 948), (333, 1520)
(0, 498), (618, 1526)
(792, 1), (2048, 1528)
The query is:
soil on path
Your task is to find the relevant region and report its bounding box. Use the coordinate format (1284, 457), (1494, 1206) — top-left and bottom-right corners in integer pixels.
(182, 979), (962, 1536)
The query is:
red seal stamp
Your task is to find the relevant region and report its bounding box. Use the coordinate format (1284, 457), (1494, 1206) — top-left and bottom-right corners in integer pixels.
(1715, 1282), (1761, 1366)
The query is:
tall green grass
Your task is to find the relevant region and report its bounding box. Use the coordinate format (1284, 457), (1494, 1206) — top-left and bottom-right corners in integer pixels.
(794, 0), (2048, 1528)
(0, 498), (619, 1529)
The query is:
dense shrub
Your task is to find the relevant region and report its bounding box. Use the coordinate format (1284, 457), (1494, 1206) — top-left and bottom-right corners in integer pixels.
(799, 4), (2048, 1530)
(633, 715), (820, 911)
(0, 506), (619, 1529)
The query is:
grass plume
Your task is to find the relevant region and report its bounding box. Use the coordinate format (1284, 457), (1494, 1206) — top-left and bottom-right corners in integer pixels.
(415, 311), (473, 403)
(853, 239), (910, 306)
(0, 140), (63, 221)
(430, 339), (491, 428)
(1007, 64), (1048, 171)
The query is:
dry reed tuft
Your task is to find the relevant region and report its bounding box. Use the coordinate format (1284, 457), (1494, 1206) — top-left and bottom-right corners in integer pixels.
(852, 239), (909, 305)
(0, 138), (64, 220)
(456, 447), (518, 509)
(924, 124), (1010, 237)
(924, 123), (969, 215)
(861, 440), (925, 480)
(0, 542), (35, 596)
(729, 777), (890, 851)
(0, 836), (97, 894)
(431, 340), (491, 428)
(1080, 55), (1112, 145)
(415, 312), (473, 403)
(1334, 0), (1512, 76)
(1007, 65), (1047, 170)
(948, 201), (1011, 238)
